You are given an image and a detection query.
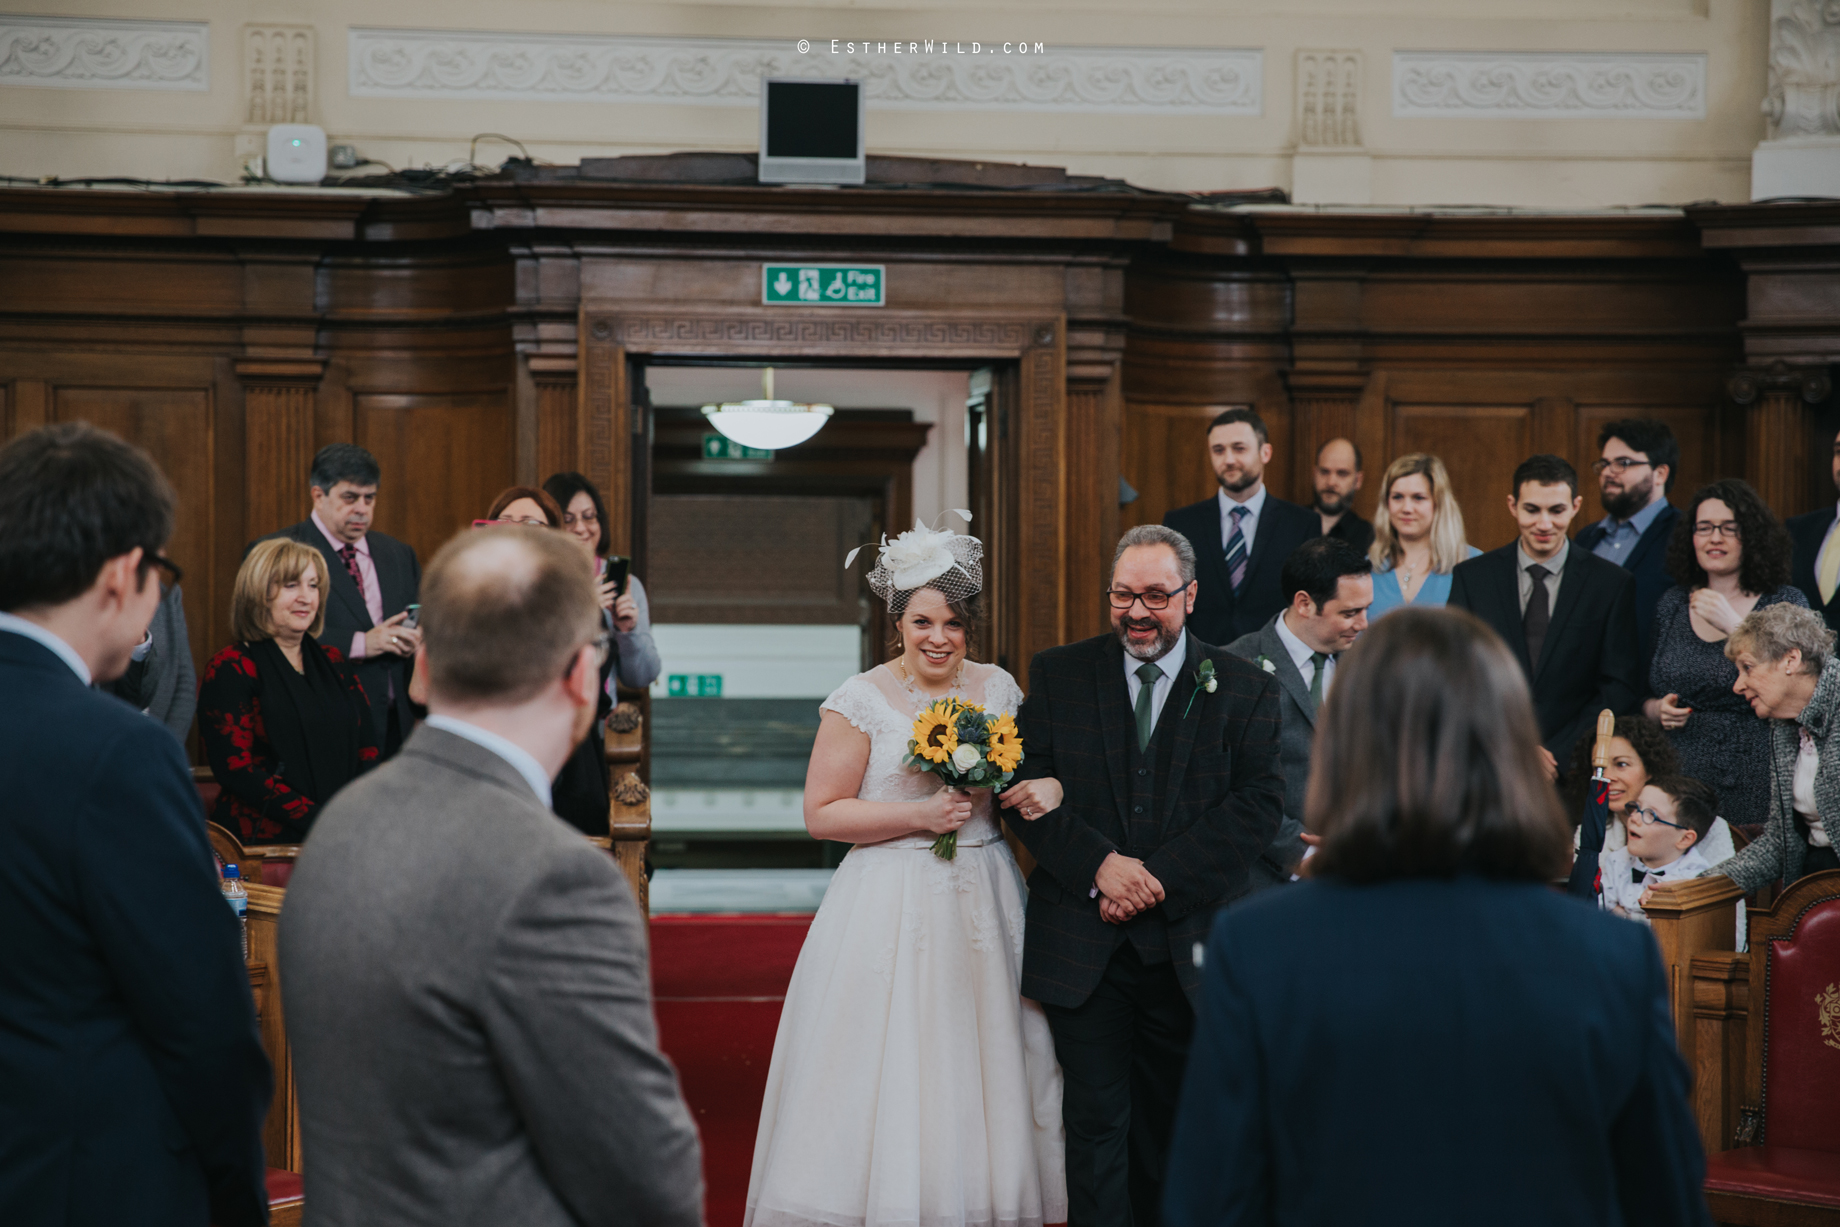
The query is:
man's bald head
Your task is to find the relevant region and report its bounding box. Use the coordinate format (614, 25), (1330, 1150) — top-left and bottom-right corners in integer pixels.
(1313, 437), (1364, 516)
(420, 526), (599, 704)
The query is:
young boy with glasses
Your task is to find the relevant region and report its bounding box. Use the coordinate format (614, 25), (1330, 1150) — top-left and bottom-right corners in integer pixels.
(1601, 774), (1718, 923)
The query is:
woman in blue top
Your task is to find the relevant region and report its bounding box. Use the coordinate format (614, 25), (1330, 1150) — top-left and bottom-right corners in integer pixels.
(1366, 452), (1480, 619)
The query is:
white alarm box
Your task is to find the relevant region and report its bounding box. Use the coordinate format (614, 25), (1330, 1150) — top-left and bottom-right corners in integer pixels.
(266, 124), (327, 184)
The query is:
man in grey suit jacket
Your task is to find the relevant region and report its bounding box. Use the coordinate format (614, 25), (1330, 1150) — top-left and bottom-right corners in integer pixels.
(279, 526), (702, 1227)
(1226, 536), (1373, 885)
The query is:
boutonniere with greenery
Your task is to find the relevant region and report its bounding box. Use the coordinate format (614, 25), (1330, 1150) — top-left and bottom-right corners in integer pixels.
(1254, 654), (1277, 674)
(1183, 659), (1219, 717)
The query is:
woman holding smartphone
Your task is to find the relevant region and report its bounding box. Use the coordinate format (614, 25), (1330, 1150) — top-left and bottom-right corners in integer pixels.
(543, 471), (660, 693)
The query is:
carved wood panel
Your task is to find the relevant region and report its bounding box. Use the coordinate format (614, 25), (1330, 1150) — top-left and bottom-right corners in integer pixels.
(352, 391), (515, 567)
(241, 378), (315, 541)
(1120, 401), (1249, 533)
(51, 384), (216, 672)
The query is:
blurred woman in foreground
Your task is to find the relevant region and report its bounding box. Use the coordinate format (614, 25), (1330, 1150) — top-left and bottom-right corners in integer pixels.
(1163, 607), (1709, 1227)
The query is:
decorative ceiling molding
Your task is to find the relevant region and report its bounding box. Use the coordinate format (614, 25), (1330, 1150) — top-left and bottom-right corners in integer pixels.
(348, 29), (1262, 115)
(1764, 0), (1840, 139)
(1392, 51), (1705, 119)
(0, 14), (207, 91)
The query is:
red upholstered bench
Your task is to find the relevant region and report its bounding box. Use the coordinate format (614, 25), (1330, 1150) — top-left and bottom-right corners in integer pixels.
(1702, 871), (1840, 1227)
(1705, 1147), (1840, 1220)
(267, 1167), (303, 1226)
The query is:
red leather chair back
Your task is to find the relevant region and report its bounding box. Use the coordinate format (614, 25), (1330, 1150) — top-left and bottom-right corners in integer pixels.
(1762, 892), (1840, 1152)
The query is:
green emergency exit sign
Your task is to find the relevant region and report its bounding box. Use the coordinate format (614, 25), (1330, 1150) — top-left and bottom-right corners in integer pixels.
(666, 673), (723, 697)
(763, 264), (885, 306)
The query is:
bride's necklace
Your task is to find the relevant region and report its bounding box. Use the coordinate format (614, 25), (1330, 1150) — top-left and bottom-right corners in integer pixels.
(896, 654), (964, 709)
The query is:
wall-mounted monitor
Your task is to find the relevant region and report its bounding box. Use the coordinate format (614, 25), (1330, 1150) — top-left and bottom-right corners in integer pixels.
(758, 78), (866, 185)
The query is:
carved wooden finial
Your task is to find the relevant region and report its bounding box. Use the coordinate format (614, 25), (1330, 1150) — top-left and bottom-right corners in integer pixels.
(1591, 708), (1616, 773)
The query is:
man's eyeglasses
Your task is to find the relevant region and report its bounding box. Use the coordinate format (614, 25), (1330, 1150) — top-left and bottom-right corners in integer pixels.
(1106, 588), (1184, 611)
(145, 551), (183, 585)
(1692, 521), (1741, 540)
(1627, 805), (1689, 832)
(1592, 457), (1652, 475)
(566, 630), (613, 680)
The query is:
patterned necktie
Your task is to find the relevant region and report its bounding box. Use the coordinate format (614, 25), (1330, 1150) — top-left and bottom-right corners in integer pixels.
(338, 543), (365, 598)
(1309, 651), (1330, 712)
(1524, 564), (1551, 668)
(1134, 662), (1162, 751)
(1820, 526), (1840, 605)
(1223, 505), (1251, 592)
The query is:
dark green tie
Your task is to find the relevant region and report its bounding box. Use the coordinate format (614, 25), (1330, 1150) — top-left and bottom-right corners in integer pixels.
(1309, 651), (1330, 712)
(1135, 661), (1162, 750)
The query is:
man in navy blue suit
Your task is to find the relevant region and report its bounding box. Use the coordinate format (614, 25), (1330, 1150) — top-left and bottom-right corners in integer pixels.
(1572, 419), (1682, 684)
(1162, 408), (1320, 646)
(1787, 425), (1840, 634)
(0, 423), (271, 1227)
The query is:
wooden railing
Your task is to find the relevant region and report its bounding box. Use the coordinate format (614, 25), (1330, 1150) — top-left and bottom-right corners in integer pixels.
(1645, 876), (1749, 1154)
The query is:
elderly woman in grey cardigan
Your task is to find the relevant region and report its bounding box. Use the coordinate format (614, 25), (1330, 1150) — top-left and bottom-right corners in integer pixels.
(1717, 603), (1840, 891)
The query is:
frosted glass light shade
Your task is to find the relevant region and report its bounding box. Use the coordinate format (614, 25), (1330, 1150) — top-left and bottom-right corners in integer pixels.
(700, 399), (834, 450)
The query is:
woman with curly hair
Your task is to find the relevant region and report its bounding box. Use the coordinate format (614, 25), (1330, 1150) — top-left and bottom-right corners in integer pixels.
(1563, 713), (1677, 824)
(1645, 479), (1806, 830)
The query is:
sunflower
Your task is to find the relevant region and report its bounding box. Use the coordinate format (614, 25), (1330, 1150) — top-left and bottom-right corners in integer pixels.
(912, 705), (960, 764)
(986, 713), (1023, 772)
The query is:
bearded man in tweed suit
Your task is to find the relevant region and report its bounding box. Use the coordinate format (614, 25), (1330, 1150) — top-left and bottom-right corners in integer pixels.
(1007, 524), (1285, 1227)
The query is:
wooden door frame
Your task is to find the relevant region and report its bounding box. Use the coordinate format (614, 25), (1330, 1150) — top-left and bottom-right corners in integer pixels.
(579, 304), (1069, 679)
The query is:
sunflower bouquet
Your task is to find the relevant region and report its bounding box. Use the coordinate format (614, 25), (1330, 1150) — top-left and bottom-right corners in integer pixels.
(905, 698), (1025, 860)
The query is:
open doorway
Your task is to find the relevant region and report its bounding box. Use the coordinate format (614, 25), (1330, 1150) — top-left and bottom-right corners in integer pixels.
(639, 363), (989, 911)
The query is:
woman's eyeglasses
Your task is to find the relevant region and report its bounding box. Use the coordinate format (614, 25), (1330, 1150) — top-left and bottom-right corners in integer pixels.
(471, 518), (551, 529)
(1627, 805), (1689, 832)
(1692, 521), (1741, 540)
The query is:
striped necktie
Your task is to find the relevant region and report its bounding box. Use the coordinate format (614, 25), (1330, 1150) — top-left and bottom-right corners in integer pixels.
(1224, 505), (1250, 592)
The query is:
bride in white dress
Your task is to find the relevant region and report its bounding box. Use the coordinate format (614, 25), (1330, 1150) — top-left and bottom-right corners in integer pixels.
(745, 520), (1068, 1227)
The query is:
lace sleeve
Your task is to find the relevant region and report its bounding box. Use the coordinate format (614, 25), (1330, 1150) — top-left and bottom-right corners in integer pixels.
(820, 674), (882, 736)
(988, 667), (1026, 718)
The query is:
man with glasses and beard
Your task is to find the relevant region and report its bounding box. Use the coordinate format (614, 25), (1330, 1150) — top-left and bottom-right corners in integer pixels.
(1010, 524), (1284, 1227)
(1164, 408), (1320, 646)
(1312, 437), (1374, 555)
(1573, 419), (1681, 673)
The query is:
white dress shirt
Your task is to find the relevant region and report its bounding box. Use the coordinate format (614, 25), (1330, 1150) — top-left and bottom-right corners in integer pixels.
(425, 714), (554, 807)
(1794, 727), (1832, 847)
(1218, 484), (1268, 557)
(1123, 629), (1189, 731)
(1274, 611), (1334, 696)
(0, 611), (91, 684)
(1515, 538), (1569, 615)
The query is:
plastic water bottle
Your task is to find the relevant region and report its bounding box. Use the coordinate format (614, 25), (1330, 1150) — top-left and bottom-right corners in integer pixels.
(221, 865), (248, 961)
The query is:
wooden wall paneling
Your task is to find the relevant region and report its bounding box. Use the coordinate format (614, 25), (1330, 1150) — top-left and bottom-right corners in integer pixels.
(1352, 371), (1390, 521)
(529, 356), (578, 484)
(578, 316), (630, 557)
(10, 378), (46, 434)
(1729, 363), (1835, 519)
(352, 392), (516, 566)
(237, 360), (323, 542)
(1014, 326), (1067, 675)
(51, 383), (217, 674)
(1064, 362), (1120, 642)
(1388, 400), (1535, 552)
(1120, 402), (1246, 533)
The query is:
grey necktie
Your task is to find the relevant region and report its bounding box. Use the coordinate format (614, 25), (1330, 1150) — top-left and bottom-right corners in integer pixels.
(1308, 651), (1329, 712)
(1134, 662), (1162, 751)
(1524, 564), (1551, 668)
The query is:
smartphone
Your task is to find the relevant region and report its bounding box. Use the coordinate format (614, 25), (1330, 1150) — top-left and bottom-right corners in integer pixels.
(605, 555), (631, 597)
(402, 603), (421, 630)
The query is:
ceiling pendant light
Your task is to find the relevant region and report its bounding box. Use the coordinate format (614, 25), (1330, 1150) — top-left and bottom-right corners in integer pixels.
(700, 367), (834, 450)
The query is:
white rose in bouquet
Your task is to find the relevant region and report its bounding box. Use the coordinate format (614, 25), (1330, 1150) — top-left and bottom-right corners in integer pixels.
(951, 743), (983, 772)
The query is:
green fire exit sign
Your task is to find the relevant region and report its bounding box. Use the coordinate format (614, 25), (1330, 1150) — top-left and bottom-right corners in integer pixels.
(763, 264), (885, 306)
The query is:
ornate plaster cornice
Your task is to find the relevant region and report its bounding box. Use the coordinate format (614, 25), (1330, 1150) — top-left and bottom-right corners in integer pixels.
(1392, 51), (1705, 119)
(348, 29), (1262, 115)
(0, 14), (207, 91)
(1763, 0), (1840, 139)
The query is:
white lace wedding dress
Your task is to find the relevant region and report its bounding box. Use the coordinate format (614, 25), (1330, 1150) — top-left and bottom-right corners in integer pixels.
(744, 661), (1068, 1227)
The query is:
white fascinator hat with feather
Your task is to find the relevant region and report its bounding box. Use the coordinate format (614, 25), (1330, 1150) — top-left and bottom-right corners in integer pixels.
(846, 510), (984, 608)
